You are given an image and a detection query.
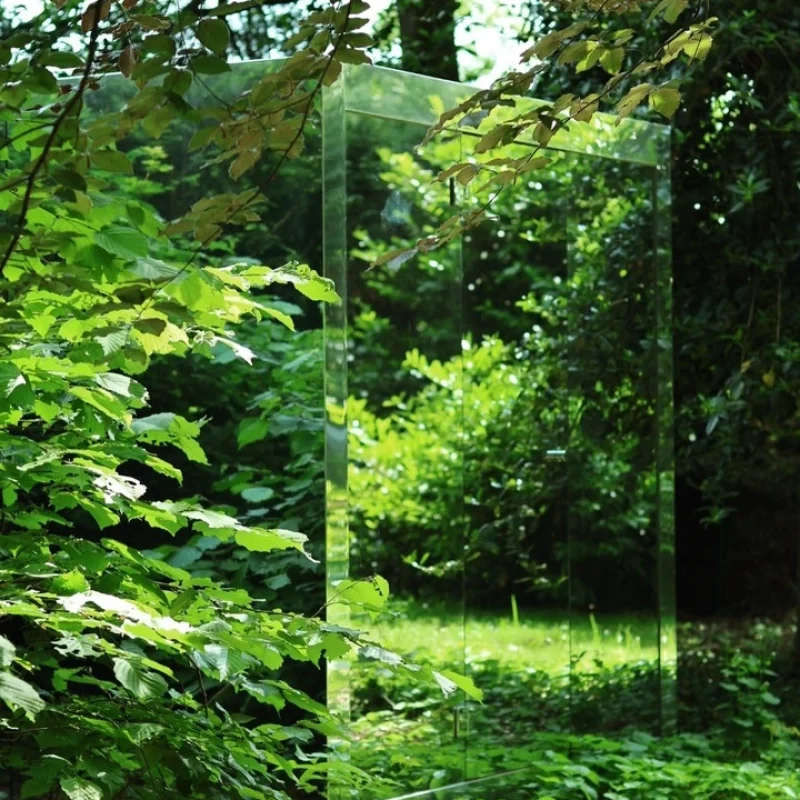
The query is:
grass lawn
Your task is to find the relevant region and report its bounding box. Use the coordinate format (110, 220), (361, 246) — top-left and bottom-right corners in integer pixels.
(342, 611), (800, 799)
(359, 598), (660, 675)
(346, 599), (669, 797)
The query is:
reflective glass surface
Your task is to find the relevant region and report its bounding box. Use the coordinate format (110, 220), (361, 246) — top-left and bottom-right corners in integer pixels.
(341, 108), (466, 796)
(323, 63), (674, 798)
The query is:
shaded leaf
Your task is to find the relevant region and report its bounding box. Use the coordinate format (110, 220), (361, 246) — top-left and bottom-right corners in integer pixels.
(197, 18), (230, 54)
(60, 778), (102, 800)
(112, 658), (168, 699)
(0, 672), (45, 718)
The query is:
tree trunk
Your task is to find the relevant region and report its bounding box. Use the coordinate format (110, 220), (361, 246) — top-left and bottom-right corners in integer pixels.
(397, 0), (460, 81)
(793, 490), (800, 672)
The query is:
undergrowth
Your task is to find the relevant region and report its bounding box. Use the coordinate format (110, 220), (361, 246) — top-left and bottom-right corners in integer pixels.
(348, 607), (800, 799)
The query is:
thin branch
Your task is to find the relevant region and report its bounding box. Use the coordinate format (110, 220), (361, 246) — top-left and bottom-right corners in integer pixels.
(195, 665), (211, 717)
(0, 4), (105, 273)
(135, 0), (356, 313)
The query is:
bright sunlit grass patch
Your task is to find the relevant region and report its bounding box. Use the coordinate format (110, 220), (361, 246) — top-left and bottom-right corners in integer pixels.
(360, 598), (660, 675)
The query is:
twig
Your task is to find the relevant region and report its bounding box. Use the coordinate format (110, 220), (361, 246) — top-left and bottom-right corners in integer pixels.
(0, 3), (105, 273)
(130, 0), (356, 323)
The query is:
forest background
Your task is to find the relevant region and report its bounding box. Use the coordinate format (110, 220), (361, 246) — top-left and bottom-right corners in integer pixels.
(1, 0), (799, 798)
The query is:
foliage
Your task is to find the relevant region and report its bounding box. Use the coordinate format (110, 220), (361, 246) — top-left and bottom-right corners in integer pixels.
(347, 132), (661, 608)
(372, 0), (715, 269)
(667, 0), (800, 590)
(144, 318), (327, 611)
(0, 1), (487, 797)
(12, 0), (798, 798)
(519, 0), (800, 620)
(350, 612), (800, 798)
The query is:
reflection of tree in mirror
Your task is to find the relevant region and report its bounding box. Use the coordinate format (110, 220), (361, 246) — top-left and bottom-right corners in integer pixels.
(342, 106), (670, 790)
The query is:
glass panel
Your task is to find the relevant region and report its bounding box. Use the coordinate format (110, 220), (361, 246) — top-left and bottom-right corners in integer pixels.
(323, 62), (673, 798)
(383, 767), (565, 800)
(655, 159), (677, 735)
(566, 158), (662, 735)
(322, 68), (352, 780)
(343, 64), (667, 166)
(461, 144), (571, 780)
(341, 110), (466, 796)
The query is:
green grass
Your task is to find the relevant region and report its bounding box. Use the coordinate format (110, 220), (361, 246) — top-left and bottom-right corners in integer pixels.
(347, 598), (665, 796)
(358, 598), (660, 676)
(345, 612), (800, 800)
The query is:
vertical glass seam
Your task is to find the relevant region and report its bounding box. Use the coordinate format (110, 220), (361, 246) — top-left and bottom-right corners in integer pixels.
(322, 64), (350, 798)
(654, 152), (677, 736)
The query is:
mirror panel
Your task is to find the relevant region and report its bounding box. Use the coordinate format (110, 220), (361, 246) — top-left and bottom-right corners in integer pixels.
(342, 111), (466, 796)
(461, 144), (572, 779)
(566, 158), (662, 735)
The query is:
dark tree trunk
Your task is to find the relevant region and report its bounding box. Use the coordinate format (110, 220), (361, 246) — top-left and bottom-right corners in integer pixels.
(397, 0), (460, 81)
(793, 491), (800, 673)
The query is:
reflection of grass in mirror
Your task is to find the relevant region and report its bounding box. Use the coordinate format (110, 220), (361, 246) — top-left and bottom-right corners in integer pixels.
(358, 599), (659, 676)
(349, 600), (665, 795)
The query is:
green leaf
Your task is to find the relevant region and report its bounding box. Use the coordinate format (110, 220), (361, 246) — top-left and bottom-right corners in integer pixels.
(649, 87), (681, 118)
(648, 0), (688, 23)
(436, 669), (483, 701)
(237, 417), (269, 448)
(51, 569), (90, 596)
(189, 126), (218, 151)
(62, 540), (110, 574)
(474, 125), (510, 154)
(190, 54), (231, 75)
(95, 372), (137, 397)
(359, 645), (402, 666)
(142, 106), (173, 139)
(2, 485), (16, 508)
(0, 671), (45, 718)
(91, 150), (133, 174)
(240, 486), (274, 503)
(599, 46), (624, 75)
(184, 507), (241, 530)
(77, 498), (120, 530)
(112, 658), (168, 699)
(270, 265), (339, 303)
(96, 330), (129, 356)
(166, 271), (223, 312)
(124, 723), (165, 744)
(95, 227), (149, 260)
(127, 258), (179, 282)
(334, 577), (390, 619)
(133, 318), (168, 336)
(682, 31), (713, 61)
(197, 18), (230, 54)
(342, 32), (373, 48)
(263, 306), (295, 330)
(0, 635), (15, 668)
(43, 51), (85, 68)
(616, 83), (653, 121)
(53, 168), (87, 191)
(69, 386), (130, 422)
(60, 777), (103, 800)
(234, 527), (309, 554)
(335, 48), (371, 65)
(322, 57), (342, 87)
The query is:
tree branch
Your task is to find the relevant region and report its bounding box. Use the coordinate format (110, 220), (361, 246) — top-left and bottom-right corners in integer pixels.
(0, 3), (105, 273)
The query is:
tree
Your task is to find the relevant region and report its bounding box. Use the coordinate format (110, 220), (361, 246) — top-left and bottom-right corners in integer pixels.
(396, 0), (460, 80)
